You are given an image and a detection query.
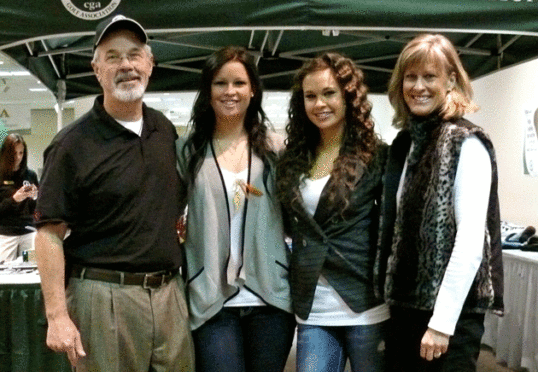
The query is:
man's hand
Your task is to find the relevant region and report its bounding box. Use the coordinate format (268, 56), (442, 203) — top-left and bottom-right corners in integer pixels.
(47, 315), (86, 366)
(420, 327), (449, 361)
(35, 223), (84, 367)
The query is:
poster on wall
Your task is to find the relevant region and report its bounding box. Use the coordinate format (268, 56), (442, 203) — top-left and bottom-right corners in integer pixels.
(523, 108), (538, 177)
(0, 104), (31, 132)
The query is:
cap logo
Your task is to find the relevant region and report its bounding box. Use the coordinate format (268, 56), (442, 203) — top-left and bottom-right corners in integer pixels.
(61, 0), (121, 20)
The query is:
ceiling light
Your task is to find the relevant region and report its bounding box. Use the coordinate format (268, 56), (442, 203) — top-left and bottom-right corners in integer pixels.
(0, 71), (31, 77)
(29, 88), (48, 92)
(322, 29), (340, 37)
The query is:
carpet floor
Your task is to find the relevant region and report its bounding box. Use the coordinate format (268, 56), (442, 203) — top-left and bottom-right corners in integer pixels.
(283, 344), (520, 372)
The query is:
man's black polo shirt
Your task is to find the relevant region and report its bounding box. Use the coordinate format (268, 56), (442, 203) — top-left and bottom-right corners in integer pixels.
(36, 96), (182, 272)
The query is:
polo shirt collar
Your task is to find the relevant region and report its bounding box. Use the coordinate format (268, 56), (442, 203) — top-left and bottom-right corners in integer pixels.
(92, 95), (158, 140)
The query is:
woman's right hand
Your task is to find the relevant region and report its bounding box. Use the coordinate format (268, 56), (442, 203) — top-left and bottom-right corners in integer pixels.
(13, 183), (37, 202)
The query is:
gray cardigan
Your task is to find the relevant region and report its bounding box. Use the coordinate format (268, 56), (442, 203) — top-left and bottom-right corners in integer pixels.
(176, 133), (293, 330)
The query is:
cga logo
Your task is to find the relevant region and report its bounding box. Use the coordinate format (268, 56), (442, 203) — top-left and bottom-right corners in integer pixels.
(61, 0), (121, 20)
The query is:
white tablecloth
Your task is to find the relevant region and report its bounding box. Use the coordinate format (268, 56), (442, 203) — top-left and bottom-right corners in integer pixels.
(482, 250), (538, 372)
(0, 263), (40, 284)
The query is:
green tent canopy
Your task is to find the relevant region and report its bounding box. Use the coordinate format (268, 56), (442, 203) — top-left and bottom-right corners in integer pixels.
(1, 0), (538, 98)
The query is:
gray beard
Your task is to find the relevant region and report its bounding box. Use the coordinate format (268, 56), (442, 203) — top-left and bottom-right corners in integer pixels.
(112, 84), (145, 102)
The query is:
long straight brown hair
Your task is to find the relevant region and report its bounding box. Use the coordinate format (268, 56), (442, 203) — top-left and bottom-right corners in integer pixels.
(0, 133), (28, 180)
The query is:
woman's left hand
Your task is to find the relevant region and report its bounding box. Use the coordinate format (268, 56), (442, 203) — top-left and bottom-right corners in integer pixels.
(420, 327), (449, 361)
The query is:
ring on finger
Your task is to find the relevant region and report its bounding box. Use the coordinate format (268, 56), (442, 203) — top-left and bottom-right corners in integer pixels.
(434, 351), (442, 358)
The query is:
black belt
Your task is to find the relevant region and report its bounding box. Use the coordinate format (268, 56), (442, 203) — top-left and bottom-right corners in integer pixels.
(71, 265), (179, 289)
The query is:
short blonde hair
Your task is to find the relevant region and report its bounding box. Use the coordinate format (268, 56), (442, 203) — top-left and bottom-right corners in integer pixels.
(388, 34), (478, 129)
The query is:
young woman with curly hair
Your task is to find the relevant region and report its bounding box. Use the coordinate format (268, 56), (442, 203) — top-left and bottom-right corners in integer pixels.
(177, 46), (295, 372)
(0, 134), (38, 262)
(276, 52), (389, 372)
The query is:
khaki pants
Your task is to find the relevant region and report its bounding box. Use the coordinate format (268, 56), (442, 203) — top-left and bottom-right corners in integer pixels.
(67, 275), (195, 372)
(0, 232), (35, 262)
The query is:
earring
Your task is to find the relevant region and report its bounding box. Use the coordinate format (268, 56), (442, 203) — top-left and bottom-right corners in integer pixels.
(251, 93), (254, 97)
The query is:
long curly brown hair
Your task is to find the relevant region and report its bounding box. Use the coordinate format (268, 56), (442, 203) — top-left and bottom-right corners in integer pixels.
(276, 52), (379, 213)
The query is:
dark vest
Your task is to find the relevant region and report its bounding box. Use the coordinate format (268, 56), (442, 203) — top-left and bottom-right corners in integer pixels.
(375, 118), (504, 314)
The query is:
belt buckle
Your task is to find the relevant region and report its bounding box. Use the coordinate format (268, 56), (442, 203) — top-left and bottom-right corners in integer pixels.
(143, 274), (151, 289)
(79, 267), (87, 280)
(142, 273), (166, 289)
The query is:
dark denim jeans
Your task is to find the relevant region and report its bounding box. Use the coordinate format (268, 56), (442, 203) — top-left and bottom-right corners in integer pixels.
(386, 306), (485, 372)
(192, 306), (296, 372)
(296, 321), (388, 372)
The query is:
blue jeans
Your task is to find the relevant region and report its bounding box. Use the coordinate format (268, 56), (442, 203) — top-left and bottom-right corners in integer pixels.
(192, 306), (296, 372)
(296, 321), (388, 372)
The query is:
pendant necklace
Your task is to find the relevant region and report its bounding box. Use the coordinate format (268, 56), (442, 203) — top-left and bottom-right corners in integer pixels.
(213, 137), (263, 211)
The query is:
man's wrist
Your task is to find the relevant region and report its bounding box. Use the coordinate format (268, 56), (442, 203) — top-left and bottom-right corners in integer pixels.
(46, 306), (70, 322)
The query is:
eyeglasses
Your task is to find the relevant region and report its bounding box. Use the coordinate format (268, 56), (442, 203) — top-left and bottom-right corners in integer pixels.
(103, 51), (146, 65)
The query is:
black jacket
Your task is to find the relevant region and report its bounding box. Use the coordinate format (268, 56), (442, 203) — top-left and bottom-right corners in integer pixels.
(284, 144), (388, 320)
(0, 168), (39, 235)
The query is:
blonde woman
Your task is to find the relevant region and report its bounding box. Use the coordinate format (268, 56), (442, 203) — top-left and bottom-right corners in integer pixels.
(377, 34), (504, 371)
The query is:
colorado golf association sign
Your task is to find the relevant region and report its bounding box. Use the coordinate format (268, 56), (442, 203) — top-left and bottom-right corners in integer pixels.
(61, 0), (121, 20)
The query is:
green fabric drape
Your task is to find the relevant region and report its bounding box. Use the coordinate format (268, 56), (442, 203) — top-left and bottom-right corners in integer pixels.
(2, 0), (538, 98)
(0, 283), (70, 372)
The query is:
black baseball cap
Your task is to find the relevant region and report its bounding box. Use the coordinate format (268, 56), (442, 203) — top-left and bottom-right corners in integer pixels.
(93, 15), (147, 52)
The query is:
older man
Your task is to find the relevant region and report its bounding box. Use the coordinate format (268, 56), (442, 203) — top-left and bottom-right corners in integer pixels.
(35, 15), (194, 371)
